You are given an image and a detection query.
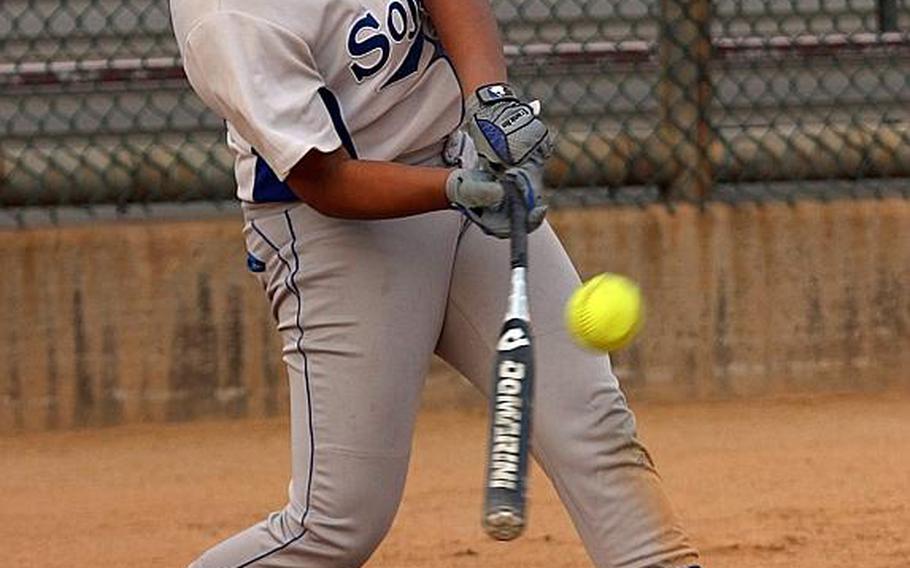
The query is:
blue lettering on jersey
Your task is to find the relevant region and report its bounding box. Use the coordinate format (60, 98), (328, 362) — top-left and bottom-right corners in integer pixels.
(347, 12), (391, 82)
(387, 1), (409, 42)
(347, 0), (445, 89)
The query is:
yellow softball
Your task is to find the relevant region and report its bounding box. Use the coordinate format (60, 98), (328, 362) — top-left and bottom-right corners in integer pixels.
(565, 273), (644, 352)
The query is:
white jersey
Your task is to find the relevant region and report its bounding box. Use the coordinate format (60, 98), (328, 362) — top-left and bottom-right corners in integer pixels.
(171, 0), (462, 202)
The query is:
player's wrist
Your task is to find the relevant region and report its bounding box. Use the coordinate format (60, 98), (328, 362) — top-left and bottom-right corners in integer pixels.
(465, 83), (520, 112)
(471, 83), (520, 104)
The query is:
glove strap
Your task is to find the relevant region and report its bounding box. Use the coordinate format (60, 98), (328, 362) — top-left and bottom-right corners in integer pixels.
(475, 83), (520, 106)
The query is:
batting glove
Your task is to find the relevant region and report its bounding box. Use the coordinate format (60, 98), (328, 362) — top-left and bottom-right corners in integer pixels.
(448, 162), (548, 240)
(445, 168), (505, 209)
(465, 83), (552, 167)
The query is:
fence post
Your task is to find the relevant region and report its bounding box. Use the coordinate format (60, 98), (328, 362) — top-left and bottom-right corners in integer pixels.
(878, 0), (898, 32)
(658, 0), (714, 202)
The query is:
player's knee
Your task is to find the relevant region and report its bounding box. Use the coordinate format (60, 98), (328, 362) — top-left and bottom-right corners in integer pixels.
(295, 454), (407, 566)
(341, 509), (398, 565)
(537, 389), (648, 467)
(304, 488), (401, 566)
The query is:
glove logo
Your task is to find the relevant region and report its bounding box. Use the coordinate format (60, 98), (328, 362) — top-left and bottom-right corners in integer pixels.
(490, 85), (507, 97)
(501, 107), (531, 129)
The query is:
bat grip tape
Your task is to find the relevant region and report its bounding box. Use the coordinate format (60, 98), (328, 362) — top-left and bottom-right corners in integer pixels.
(507, 182), (529, 269)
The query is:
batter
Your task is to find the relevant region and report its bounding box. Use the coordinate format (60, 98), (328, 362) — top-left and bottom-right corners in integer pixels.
(170, 1), (701, 567)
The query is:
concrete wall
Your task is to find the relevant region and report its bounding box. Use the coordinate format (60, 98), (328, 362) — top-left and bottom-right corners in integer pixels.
(553, 199), (910, 400)
(0, 217), (283, 432)
(1, 199), (908, 432)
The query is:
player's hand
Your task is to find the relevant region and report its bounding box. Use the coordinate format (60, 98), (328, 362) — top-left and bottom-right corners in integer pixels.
(445, 168), (506, 209)
(449, 163), (547, 239)
(465, 83), (551, 167)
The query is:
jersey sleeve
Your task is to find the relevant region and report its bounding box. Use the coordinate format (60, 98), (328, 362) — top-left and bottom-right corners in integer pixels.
(182, 11), (342, 180)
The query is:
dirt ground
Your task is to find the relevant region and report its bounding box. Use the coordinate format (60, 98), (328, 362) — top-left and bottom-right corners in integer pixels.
(2, 393), (908, 568)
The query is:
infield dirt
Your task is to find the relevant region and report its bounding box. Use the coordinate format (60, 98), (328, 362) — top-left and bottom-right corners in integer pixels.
(2, 393), (908, 568)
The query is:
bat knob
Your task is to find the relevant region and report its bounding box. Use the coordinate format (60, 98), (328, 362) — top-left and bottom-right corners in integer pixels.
(483, 509), (526, 541)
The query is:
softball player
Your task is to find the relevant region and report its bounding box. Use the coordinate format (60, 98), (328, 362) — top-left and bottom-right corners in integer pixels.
(170, 1), (702, 567)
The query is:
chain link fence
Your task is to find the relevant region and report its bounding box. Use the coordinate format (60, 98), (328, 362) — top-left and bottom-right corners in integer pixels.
(2, 0), (909, 216)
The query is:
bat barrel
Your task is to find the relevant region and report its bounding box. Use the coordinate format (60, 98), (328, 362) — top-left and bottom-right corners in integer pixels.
(483, 506), (526, 541)
(483, 316), (534, 541)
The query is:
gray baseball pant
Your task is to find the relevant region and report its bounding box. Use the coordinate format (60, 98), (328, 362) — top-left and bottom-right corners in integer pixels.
(188, 201), (699, 568)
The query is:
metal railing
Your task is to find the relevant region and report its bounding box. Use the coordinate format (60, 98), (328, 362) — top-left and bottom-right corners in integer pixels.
(1, 0), (909, 214)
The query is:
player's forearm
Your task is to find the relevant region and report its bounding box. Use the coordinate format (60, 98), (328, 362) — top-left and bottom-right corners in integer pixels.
(287, 153), (450, 219)
(422, 0), (508, 94)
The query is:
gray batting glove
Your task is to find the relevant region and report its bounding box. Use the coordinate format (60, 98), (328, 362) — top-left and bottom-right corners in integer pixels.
(455, 164), (548, 240)
(465, 83), (551, 167)
(445, 168), (504, 209)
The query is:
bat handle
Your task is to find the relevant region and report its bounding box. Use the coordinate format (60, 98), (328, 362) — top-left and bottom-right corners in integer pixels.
(505, 177), (529, 270)
(504, 180), (530, 323)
